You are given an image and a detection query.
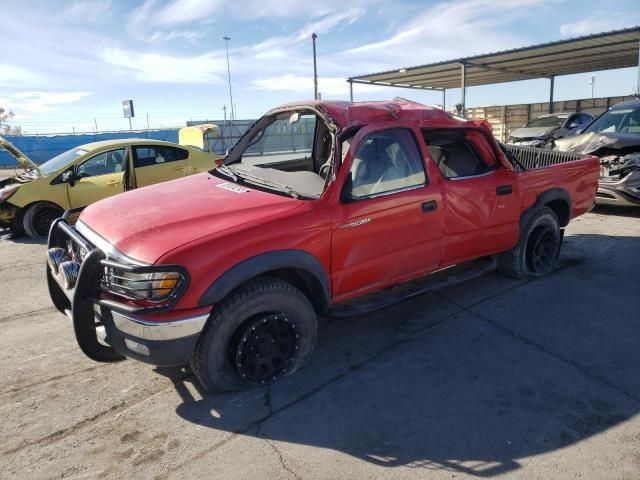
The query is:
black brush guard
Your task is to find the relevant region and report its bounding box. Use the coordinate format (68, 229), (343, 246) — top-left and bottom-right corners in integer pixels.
(46, 211), (190, 362)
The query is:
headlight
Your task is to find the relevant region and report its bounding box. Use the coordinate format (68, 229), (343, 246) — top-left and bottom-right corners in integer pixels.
(103, 268), (184, 302)
(621, 154), (640, 170)
(0, 185), (19, 203)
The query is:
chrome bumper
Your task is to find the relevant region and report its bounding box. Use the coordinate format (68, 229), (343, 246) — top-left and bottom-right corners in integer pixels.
(111, 310), (208, 341)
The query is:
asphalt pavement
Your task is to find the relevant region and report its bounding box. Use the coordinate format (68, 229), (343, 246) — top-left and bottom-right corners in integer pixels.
(0, 206), (639, 480)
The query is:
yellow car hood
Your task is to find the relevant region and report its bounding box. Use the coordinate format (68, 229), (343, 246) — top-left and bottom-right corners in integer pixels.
(0, 136), (42, 176)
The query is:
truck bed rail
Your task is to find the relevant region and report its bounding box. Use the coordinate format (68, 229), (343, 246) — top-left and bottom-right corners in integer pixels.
(502, 144), (589, 172)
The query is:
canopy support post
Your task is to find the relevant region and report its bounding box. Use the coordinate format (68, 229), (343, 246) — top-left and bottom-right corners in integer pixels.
(637, 36), (640, 96)
(460, 61), (467, 113)
(549, 76), (555, 113)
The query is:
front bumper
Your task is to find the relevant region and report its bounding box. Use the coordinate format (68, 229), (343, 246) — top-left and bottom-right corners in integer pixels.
(0, 204), (17, 224)
(47, 215), (208, 366)
(98, 307), (207, 366)
(595, 183), (640, 207)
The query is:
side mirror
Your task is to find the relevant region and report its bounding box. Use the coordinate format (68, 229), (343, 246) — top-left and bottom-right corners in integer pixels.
(62, 170), (78, 184)
(340, 172), (355, 203)
(574, 128), (584, 135)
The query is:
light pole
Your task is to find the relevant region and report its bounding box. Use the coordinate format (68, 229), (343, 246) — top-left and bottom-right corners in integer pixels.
(223, 35), (235, 121)
(312, 33), (318, 100)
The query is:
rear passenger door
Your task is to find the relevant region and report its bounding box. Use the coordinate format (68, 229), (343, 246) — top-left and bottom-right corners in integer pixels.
(422, 129), (520, 265)
(133, 145), (189, 188)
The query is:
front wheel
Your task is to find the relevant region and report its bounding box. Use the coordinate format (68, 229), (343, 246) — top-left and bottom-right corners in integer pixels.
(191, 276), (318, 393)
(23, 202), (63, 238)
(497, 207), (562, 278)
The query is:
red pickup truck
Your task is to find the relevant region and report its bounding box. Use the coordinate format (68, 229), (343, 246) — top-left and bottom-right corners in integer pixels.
(47, 99), (599, 392)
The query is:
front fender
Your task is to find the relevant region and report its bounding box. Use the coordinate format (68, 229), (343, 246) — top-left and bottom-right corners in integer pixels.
(198, 249), (331, 310)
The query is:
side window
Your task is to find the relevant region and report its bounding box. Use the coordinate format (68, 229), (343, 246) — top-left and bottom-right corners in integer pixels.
(134, 146), (187, 168)
(566, 115), (580, 128)
(76, 148), (127, 178)
(579, 114), (592, 125)
(347, 128), (426, 199)
(423, 133), (491, 179)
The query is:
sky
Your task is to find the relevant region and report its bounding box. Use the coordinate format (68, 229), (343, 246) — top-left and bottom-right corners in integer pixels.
(1, 0), (640, 134)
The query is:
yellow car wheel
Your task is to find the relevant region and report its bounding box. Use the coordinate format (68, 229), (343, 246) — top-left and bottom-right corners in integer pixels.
(23, 202), (64, 239)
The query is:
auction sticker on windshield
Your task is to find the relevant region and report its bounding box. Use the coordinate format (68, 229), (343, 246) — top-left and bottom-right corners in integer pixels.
(217, 182), (250, 193)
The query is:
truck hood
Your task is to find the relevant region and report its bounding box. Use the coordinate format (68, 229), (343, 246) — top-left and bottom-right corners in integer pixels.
(554, 132), (640, 154)
(79, 173), (303, 263)
(509, 126), (558, 139)
(0, 136), (42, 175)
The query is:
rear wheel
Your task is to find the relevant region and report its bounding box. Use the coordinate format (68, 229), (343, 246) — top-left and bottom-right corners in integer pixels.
(497, 207), (562, 278)
(191, 276), (317, 393)
(23, 202), (63, 238)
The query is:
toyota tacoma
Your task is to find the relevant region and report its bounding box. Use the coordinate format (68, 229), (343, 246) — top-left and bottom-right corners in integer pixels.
(47, 99), (600, 392)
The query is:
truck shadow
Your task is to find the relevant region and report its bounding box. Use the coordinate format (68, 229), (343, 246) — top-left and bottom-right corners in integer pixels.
(160, 232), (639, 477)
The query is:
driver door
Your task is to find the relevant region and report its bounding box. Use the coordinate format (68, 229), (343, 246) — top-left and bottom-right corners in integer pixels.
(67, 148), (127, 208)
(331, 127), (444, 300)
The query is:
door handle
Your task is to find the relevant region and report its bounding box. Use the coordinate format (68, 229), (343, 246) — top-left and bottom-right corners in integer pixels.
(496, 185), (513, 196)
(107, 180), (121, 186)
(421, 200), (437, 213)
(172, 166), (184, 171)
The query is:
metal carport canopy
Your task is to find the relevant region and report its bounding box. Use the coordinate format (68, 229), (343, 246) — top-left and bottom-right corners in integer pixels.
(347, 26), (640, 112)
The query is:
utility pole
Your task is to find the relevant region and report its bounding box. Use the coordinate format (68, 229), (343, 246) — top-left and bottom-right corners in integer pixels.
(223, 36), (235, 121)
(312, 33), (318, 100)
(589, 74), (596, 99)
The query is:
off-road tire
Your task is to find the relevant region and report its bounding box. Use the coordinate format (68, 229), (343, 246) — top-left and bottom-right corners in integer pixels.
(23, 202), (63, 238)
(191, 276), (317, 393)
(497, 207), (562, 279)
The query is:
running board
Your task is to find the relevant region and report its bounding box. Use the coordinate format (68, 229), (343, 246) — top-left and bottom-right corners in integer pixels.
(326, 257), (497, 319)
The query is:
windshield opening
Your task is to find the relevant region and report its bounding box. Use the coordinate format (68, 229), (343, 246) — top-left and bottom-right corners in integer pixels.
(526, 115), (566, 128)
(219, 110), (333, 199)
(39, 147), (88, 175)
(584, 107), (640, 135)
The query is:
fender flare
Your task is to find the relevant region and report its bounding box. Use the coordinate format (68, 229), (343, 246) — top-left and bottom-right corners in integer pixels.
(198, 249), (331, 310)
(520, 187), (572, 230)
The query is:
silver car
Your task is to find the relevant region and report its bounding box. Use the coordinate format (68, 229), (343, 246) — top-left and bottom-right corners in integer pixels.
(554, 100), (640, 207)
(509, 112), (594, 148)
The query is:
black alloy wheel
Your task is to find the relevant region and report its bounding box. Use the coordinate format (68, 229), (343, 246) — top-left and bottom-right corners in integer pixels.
(526, 225), (559, 274)
(231, 313), (298, 384)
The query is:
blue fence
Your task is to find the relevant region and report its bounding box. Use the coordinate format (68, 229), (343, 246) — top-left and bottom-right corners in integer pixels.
(0, 129), (179, 166)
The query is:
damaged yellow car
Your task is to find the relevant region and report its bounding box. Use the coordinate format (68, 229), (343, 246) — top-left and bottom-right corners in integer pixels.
(0, 136), (223, 237)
